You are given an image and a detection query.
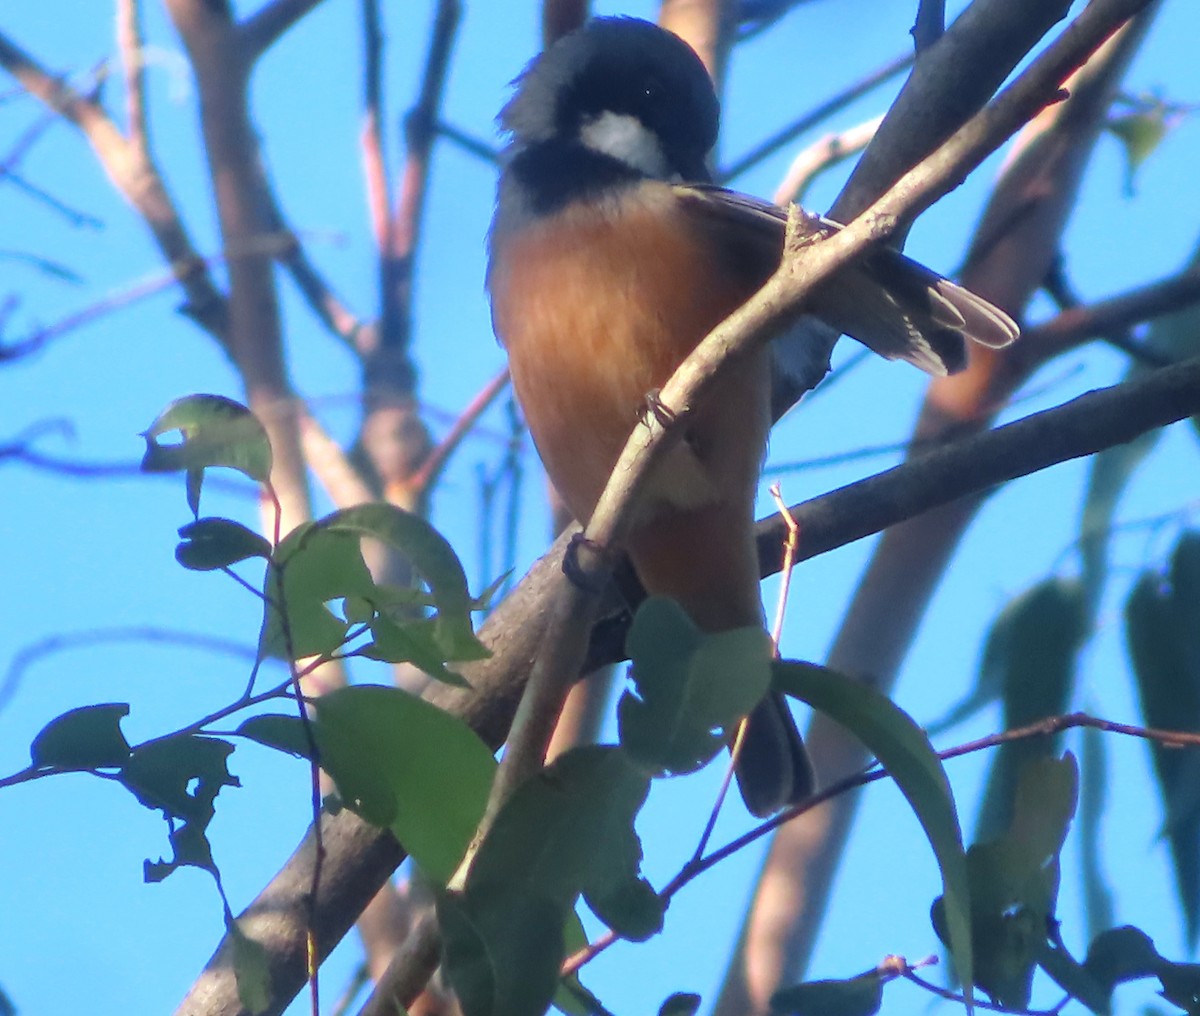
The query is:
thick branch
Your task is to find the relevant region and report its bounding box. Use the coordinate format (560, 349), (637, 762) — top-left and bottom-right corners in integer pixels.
(831, 0), (1072, 221)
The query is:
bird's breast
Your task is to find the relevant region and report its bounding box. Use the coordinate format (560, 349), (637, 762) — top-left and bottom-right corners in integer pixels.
(488, 184), (771, 527)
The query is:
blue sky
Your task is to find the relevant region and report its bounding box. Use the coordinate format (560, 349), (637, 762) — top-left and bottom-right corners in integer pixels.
(2, 1), (1199, 1013)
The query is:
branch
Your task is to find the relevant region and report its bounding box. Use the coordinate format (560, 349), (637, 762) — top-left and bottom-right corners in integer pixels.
(719, 52), (912, 184)
(241, 0), (329, 61)
(360, 0), (389, 257)
(1014, 263), (1200, 367)
(773, 115), (883, 206)
(408, 368), (510, 495)
(912, 0), (946, 52)
(262, 188), (367, 351)
(831, 0), (1073, 222)
(378, 0), (460, 355)
(0, 29), (230, 346)
(117, 0), (148, 148)
(566, 709), (1200, 975)
(754, 352), (1200, 572)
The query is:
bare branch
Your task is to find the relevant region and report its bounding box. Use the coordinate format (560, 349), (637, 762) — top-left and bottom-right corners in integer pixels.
(831, 0), (1073, 222)
(380, 0), (460, 354)
(360, 0), (389, 256)
(912, 0), (946, 52)
(116, 0), (148, 148)
(408, 367), (510, 495)
(0, 627), (260, 712)
(356, 912), (442, 1016)
(262, 189), (366, 351)
(434, 120), (499, 164)
(298, 411), (375, 508)
(2, 169), (104, 227)
(719, 52), (911, 184)
(241, 0), (329, 62)
(773, 114), (883, 206)
(0, 29), (230, 345)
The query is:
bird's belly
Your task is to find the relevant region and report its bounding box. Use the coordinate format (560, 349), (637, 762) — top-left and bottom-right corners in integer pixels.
(489, 191), (770, 527)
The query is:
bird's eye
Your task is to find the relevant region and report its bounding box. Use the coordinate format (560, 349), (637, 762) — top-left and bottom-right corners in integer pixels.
(641, 75), (664, 102)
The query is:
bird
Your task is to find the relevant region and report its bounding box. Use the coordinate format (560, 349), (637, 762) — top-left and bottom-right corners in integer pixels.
(486, 16), (1018, 816)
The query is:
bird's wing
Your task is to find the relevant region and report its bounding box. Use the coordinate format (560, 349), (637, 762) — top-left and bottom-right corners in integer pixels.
(671, 183), (1018, 377)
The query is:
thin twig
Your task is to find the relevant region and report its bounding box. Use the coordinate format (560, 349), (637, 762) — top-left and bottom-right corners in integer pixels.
(116, 0), (148, 149)
(0, 29), (230, 346)
(3, 170), (104, 228)
(719, 51), (913, 183)
(381, 0), (460, 350)
(409, 367), (510, 494)
(563, 710), (1200, 976)
(0, 232), (290, 361)
(0, 626), (261, 712)
(773, 115), (883, 206)
(436, 119), (500, 164)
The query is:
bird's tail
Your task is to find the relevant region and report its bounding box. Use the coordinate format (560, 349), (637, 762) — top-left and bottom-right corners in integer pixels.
(808, 242), (1019, 376)
(736, 692), (816, 818)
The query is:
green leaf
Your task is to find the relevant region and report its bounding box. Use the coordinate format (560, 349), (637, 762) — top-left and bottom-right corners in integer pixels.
(235, 714), (315, 760)
(319, 504), (490, 661)
(1127, 533), (1200, 947)
(468, 746), (660, 941)
(659, 992), (702, 1016)
(974, 578), (1085, 844)
(440, 750), (653, 1016)
(141, 395), (272, 515)
(770, 971), (884, 1016)
(228, 918), (272, 1015)
(619, 597), (772, 775)
(439, 887), (565, 1016)
(260, 525), (376, 660)
(361, 615), (472, 686)
(938, 754), (1078, 1010)
(1080, 423), (1160, 618)
(175, 517), (272, 571)
(1078, 724), (1116, 940)
(30, 702), (131, 770)
(260, 506), (491, 674)
(312, 685), (495, 885)
(121, 734), (240, 824)
(773, 661), (972, 1002)
(145, 819), (218, 882)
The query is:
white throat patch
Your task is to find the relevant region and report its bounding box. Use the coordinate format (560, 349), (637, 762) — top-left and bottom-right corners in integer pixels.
(580, 111), (671, 179)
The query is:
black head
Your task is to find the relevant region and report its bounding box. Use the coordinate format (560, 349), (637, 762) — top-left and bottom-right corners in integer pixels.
(499, 17), (720, 182)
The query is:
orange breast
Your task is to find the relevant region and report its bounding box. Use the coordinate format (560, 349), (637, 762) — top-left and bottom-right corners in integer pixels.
(488, 184), (769, 528)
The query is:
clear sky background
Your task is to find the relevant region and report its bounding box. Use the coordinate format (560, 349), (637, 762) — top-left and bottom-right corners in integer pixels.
(2, 1), (1199, 1014)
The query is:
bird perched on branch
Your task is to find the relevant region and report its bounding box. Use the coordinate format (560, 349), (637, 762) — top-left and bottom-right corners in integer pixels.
(486, 16), (1018, 816)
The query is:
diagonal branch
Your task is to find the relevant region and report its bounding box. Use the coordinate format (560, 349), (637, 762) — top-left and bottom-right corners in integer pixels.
(0, 30), (230, 346)
(175, 340), (1200, 1014)
(241, 0), (329, 62)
